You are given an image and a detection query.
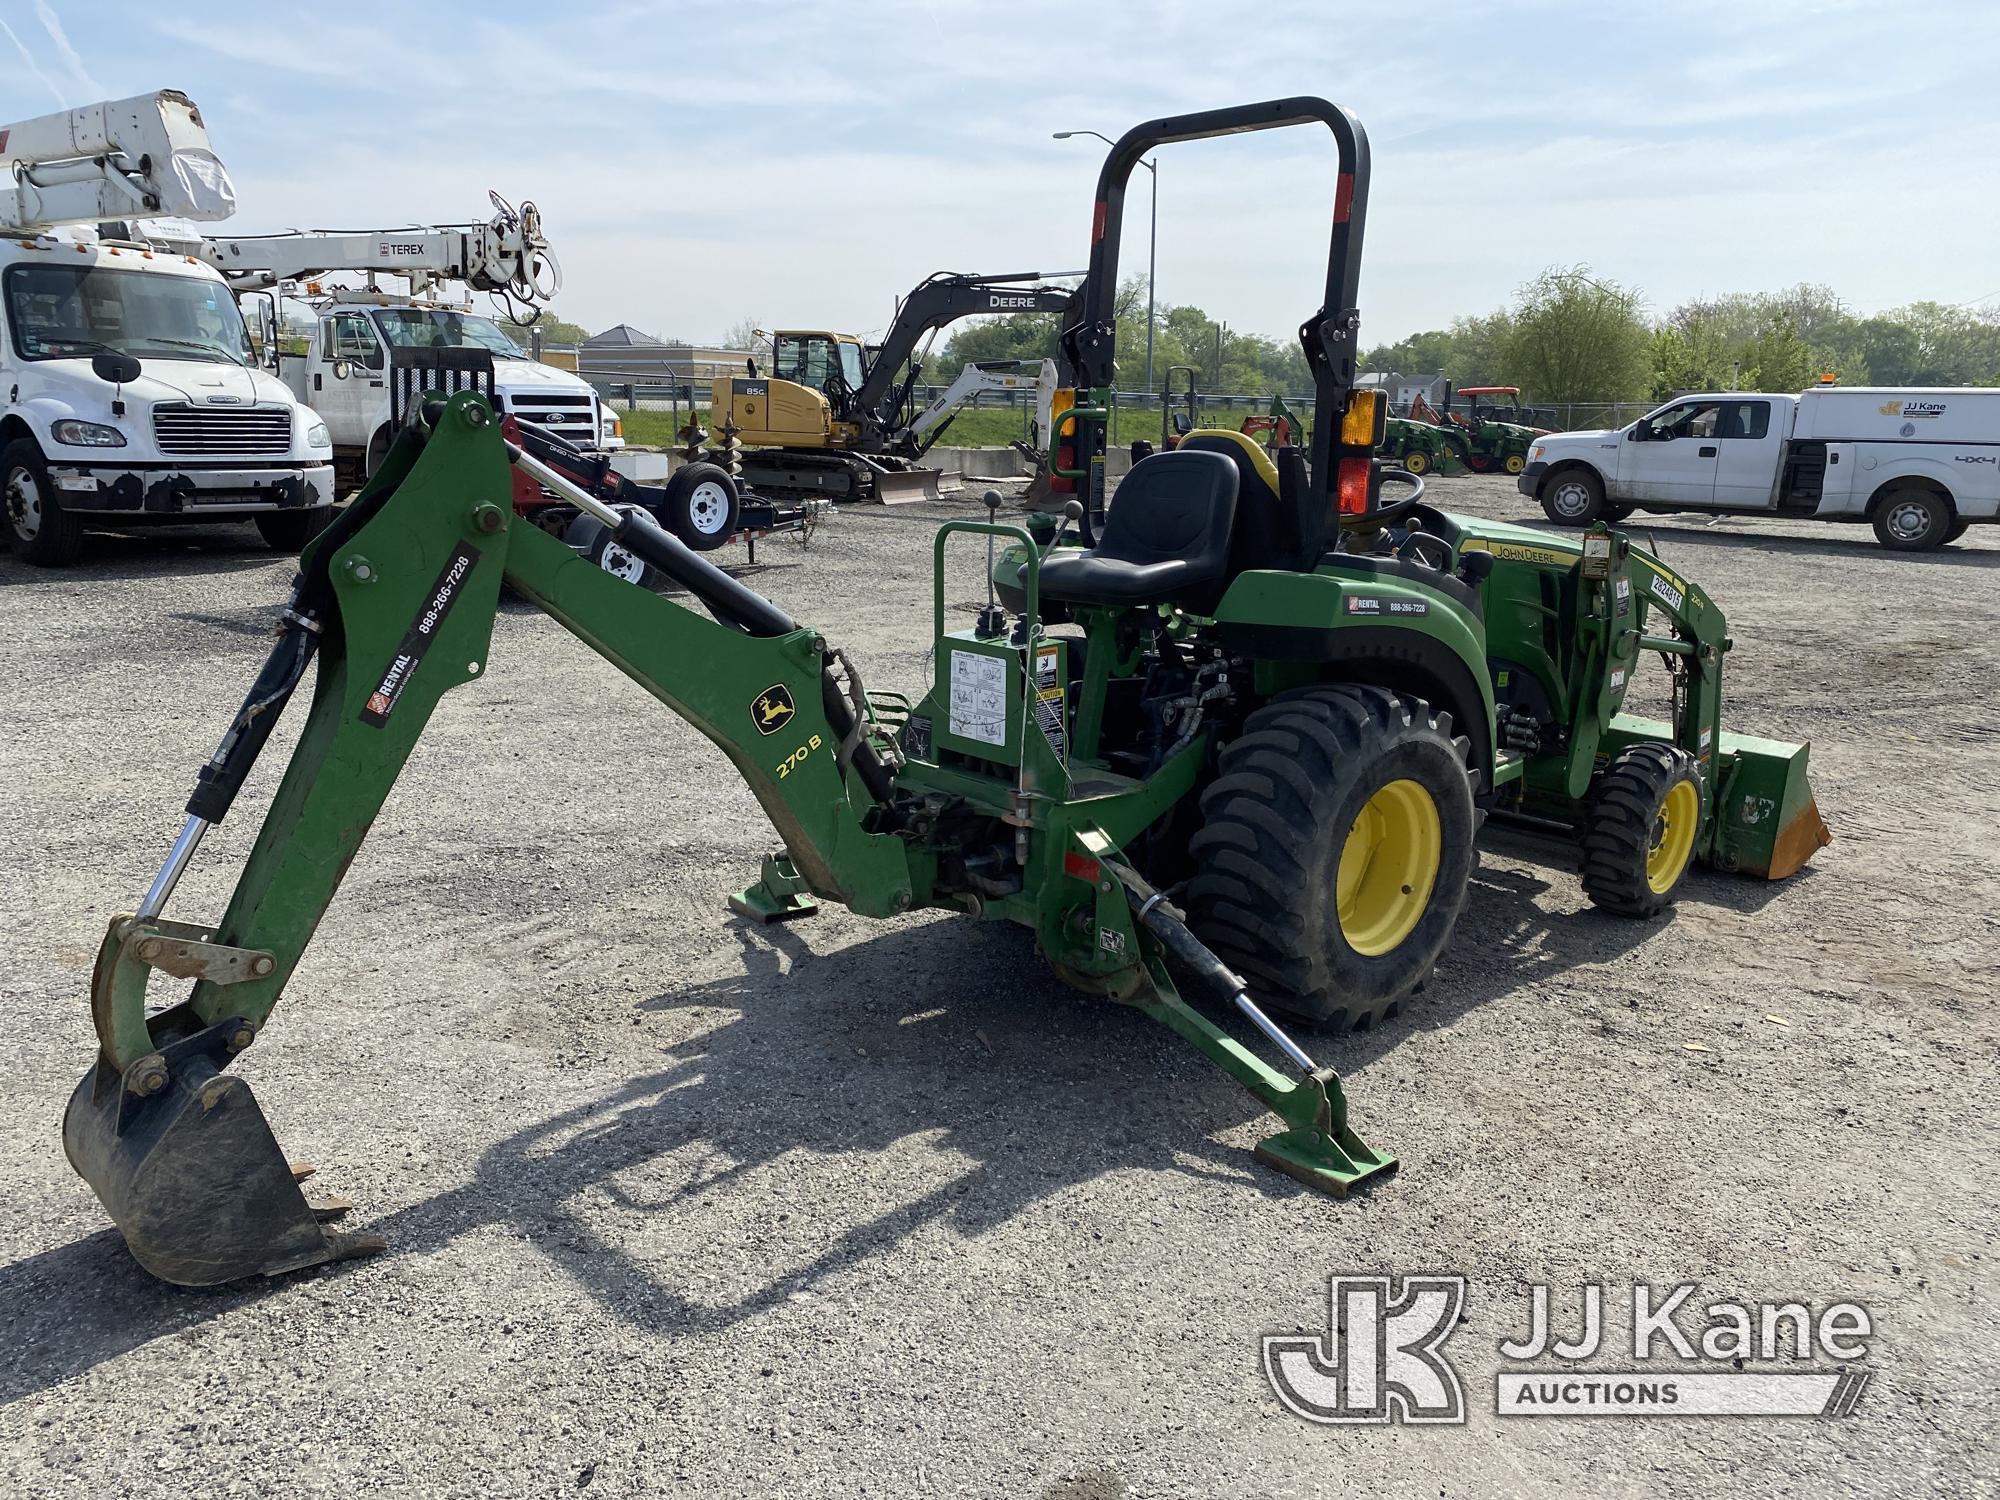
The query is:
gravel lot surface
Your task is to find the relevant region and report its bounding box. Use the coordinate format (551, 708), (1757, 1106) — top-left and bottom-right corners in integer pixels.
(1, 473), (1993, 1498)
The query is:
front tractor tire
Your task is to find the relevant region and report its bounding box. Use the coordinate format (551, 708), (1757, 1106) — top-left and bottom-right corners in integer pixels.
(1188, 686), (1478, 1031)
(1540, 466), (1605, 526)
(1503, 452), (1527, 476)
(3, 439), (85, 566)
(1579, 743), (1701, 917)
(1401, 447), (1432, 476)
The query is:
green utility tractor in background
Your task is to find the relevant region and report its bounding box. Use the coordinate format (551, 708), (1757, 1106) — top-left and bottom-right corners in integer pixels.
(1439, 384), (1553, 475)
(1381, 412), (1469, 475)
(61, 99), (1830, 1292)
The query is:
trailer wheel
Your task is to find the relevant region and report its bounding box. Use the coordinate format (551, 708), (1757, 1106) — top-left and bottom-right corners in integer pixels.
(2, 439), (84, 566)
(1579, 743), (1701, 918)
(663, 462), (740, 551)
(563, 509), (653, 587)
(1871, 485), (1953, 551)
(1187, 685), (1477, 1031)
(255, 507), (337, 554)
(1540, 467), (1605, 525)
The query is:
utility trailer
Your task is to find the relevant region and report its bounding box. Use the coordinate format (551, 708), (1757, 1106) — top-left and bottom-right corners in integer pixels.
(506, 413), (822, 576)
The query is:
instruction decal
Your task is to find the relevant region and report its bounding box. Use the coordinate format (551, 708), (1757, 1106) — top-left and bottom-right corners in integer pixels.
(1033, 641), (1068, 764)
(949, 650), (1009, 747)
(360, 541), (481, 727)
(751, 684), (797, 736)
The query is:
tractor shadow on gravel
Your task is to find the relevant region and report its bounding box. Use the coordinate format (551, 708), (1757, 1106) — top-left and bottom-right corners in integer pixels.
(0, 854), (1685, 1398)
(355, 864), (1664, 1339)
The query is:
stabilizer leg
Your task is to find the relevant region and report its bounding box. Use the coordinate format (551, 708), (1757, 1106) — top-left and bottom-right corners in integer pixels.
(729, 850), (821, 923)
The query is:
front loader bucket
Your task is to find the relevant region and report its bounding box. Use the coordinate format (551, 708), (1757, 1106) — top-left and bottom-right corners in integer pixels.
(1706, 730), (1834, 879)
(62, 1025), (380, 1286)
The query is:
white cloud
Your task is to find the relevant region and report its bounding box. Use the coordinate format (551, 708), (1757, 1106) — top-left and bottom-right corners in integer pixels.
(33, 0), (100, 98)
(0, 15), (68, 107)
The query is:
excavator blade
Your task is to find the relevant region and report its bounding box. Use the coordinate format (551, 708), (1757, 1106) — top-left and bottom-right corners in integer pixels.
(62, 1026), (382, 1287)
(871, 467), (944, 504)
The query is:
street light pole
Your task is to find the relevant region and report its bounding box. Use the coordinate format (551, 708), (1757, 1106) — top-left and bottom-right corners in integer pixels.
(1054, 129), (1157, 397)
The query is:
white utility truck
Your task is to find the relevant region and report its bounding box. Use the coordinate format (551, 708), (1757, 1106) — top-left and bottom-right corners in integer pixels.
(1522, 386), (2000, 551)
(1, 92), (335, 565)
(200, 202), (620, 486)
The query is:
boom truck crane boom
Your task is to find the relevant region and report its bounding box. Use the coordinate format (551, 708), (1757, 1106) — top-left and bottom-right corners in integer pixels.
(0, 90), (334, 564)
(711, 269), (1080, 503)
(0, 89), (236, 232)
(197, 201), (619, 478)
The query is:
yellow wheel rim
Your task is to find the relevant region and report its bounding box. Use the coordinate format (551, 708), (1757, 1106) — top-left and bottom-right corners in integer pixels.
(1336, 779), (1442, 957)
(1503, 453), (1526, 474)
(1646, 780), (1699, 894)
(1405, 450), (1429, 474)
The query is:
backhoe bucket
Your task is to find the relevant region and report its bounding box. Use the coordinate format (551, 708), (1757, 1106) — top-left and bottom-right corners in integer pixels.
(1705, 729), (1833, 879)
(62, 1023), (380, 1286)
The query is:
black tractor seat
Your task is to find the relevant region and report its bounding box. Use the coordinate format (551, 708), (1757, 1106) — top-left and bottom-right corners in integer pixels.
(1039, 449), (1240, 614)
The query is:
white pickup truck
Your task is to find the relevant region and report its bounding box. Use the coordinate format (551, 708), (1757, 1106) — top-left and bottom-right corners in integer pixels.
(1521, 387), (1999, 551)
(276, 296), (620, 485)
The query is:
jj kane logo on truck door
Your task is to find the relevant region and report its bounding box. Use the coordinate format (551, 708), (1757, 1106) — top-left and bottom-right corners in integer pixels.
(1879, 398), (1947, 419)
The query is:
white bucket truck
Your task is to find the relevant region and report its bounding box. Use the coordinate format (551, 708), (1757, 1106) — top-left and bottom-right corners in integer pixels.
(1522, 385), (2000, 551)
(1, 92), (335, 564)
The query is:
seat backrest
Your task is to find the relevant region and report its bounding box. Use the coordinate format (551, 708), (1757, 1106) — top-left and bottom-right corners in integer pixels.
(1180, 429), (1324, 574)
(1097, 449), (1238, 566)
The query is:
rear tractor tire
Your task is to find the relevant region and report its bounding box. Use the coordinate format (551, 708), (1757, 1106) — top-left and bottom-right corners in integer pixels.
(1188, 685), (1478, 1031)
(1579, 743), (1701, 917)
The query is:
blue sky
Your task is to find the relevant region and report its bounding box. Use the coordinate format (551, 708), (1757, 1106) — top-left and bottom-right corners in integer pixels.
(7, 0), (1998, 347)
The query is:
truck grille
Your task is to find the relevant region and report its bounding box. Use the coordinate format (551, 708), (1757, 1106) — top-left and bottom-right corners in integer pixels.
(152, 404), (294, 457)
(505, 393), (598, 440)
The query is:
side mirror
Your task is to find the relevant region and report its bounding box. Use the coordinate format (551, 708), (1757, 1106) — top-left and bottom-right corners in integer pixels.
(91, 351), (143, 386)
(332, 359), (351, 381)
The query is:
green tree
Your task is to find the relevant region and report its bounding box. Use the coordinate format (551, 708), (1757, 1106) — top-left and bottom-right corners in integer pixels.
(1650, 317), (1736, 399)
(500, 313), (589, 346)
(1503, 266), (1651, 403)
(1740, 314), (1818, 391)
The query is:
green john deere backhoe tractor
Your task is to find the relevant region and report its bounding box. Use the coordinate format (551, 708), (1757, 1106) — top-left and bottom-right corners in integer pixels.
(62, 99), (1830, 1289)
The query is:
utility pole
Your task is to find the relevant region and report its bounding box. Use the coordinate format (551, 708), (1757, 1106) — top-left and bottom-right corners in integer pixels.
(1054, 129), (1157, 396)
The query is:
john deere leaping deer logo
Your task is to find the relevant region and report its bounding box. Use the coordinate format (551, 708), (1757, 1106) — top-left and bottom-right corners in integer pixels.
(751, 684), (797, 736)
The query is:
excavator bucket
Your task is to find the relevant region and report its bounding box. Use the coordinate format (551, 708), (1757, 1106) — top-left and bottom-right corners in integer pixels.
(62, 1016), (381, 1286)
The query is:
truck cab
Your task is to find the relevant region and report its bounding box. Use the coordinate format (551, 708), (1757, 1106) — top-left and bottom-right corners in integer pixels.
(279, 297), (621, 484)
(1, 231), (336, 564)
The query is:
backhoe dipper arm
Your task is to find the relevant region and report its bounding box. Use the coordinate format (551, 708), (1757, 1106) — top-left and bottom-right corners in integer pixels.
(65, 392), (916, 1284)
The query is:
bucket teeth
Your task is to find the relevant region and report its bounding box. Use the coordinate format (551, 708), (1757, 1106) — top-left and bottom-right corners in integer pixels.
(289, 1162), (318, 1183)
(309, 1196), (355, 1221)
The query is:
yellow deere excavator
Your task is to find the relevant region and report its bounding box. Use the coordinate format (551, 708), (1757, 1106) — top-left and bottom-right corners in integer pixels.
(707, 270), (1076, 503)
